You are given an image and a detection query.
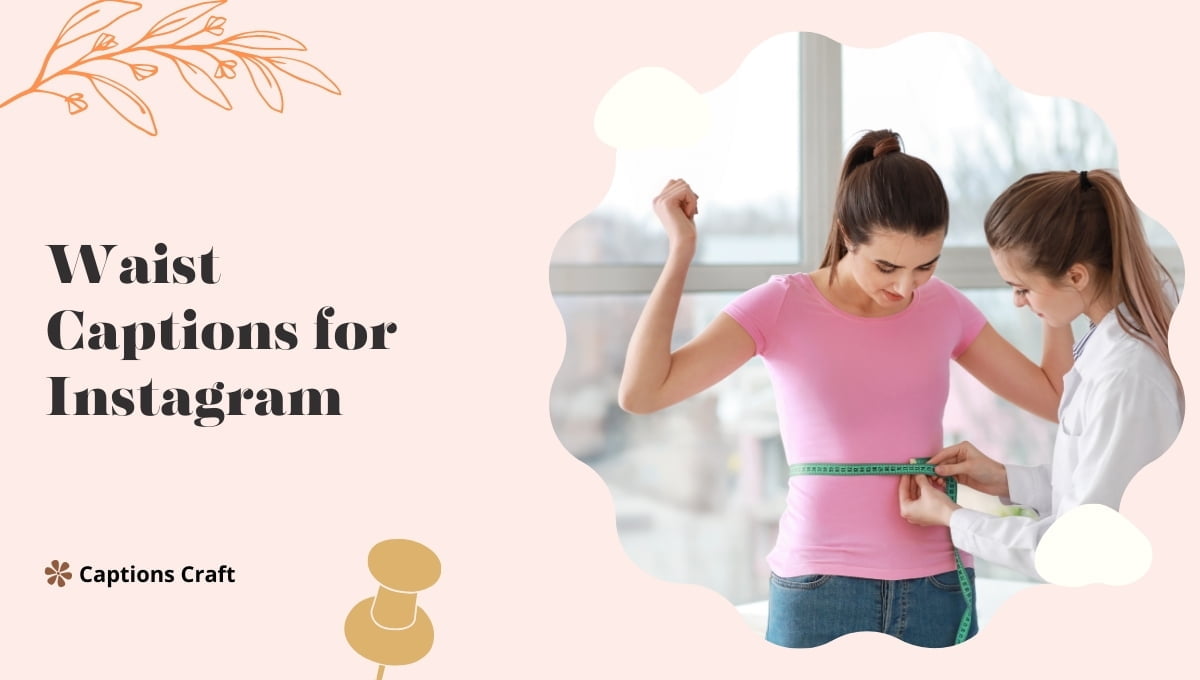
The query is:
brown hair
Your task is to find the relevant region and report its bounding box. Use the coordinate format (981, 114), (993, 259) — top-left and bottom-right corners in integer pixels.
(984, 169), (1178, 380)
(820, 130), (949, 275)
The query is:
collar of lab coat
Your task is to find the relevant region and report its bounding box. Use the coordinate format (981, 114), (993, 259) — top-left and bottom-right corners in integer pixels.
(1071, 304), (1162, 380)
(1075, 276), (1183, 377)
(1059, 308), (1128, 423)
(1072, 309), (1119, 379)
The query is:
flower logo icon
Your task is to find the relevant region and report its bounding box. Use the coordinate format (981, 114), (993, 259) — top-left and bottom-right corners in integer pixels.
(45, 560), (72, 587)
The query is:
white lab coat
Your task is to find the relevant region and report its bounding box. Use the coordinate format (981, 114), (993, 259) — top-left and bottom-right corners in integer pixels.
(948, 307), (1183, 580)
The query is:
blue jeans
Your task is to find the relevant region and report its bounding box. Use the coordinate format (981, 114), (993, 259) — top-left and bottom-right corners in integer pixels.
(765, 569), (978, 648)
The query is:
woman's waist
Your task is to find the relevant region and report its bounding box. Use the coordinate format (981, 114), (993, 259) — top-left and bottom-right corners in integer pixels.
(780, 437), (944, 465)
(778, 484), (938, 537)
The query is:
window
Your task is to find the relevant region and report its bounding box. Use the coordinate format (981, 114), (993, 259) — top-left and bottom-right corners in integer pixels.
(549, 32), (1184, 605)
(552, 33), (800, 267)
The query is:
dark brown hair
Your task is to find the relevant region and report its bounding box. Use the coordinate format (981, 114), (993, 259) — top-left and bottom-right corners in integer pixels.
(984, 169), (1178, 379)
(820, 130), (949, 274)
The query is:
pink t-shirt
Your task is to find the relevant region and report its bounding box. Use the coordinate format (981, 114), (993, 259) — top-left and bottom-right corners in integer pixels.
(724, 273), (986, 580)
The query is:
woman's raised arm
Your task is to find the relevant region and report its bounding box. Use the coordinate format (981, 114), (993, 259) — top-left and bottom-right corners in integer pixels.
(618, 180), (756, 414)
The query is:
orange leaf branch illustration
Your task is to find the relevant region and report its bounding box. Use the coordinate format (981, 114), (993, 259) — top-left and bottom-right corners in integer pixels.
(65, 69), (157, 134)
(0, 0), (340, 135)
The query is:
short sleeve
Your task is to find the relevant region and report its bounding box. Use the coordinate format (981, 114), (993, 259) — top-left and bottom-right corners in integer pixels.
(939, 280), (987, 358)
(723, 275), (791, 356)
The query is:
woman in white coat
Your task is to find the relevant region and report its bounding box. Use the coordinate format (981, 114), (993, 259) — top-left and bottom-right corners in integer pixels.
(897, 169), (1183, 579)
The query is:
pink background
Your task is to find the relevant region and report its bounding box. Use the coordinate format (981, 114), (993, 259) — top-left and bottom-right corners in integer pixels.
(1, 0), (1194, 677)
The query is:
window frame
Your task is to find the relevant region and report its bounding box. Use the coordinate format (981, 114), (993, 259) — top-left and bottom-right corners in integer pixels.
(549, 32), (1184, 296)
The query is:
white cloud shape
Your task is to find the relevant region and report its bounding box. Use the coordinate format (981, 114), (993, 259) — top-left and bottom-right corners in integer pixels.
(593, 67), (711, 150)
(1035, 504), (1152, 586)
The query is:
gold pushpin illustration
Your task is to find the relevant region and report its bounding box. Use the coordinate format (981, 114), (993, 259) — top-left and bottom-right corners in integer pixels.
(345, 539), (440, 679)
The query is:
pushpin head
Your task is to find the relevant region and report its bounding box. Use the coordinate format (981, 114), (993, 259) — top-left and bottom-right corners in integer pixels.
(368, 539), (441, 591)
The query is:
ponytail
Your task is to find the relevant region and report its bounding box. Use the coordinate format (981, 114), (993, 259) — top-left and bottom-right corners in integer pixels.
(985, 170), (1179, 388)
(1089, 171), (1177, 378)
(822, 130), (949, 278)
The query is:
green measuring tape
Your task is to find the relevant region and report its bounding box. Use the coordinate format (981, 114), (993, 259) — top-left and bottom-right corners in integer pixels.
(788, 458), (974, 646)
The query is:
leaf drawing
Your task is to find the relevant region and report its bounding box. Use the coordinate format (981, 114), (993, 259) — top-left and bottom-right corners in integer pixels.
(56, 1), (141, 48)
(0, 0), (340, 135)
(241, 55), (283, 112)
(221, 31), (306, 51)
(142, 0), (225, 40)
(266, 57), (341, 94)
(166, 54), (231, 109)
(85, 72), (157, 135)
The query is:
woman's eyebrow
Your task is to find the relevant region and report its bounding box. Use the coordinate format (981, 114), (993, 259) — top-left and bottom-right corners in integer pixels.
(873, 254), (942, 269)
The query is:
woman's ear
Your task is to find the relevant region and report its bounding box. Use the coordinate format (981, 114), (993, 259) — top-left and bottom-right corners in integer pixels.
(836, 220), (853, 254)
(1066, 263), (1091, 291)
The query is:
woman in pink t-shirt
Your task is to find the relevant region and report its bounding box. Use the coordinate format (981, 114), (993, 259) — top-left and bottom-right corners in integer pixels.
(618, 130), (1073, 648)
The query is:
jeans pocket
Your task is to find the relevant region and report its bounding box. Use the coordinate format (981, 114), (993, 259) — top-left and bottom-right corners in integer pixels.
(924, 569), (971, 592)
(771, 573), (833, 590)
